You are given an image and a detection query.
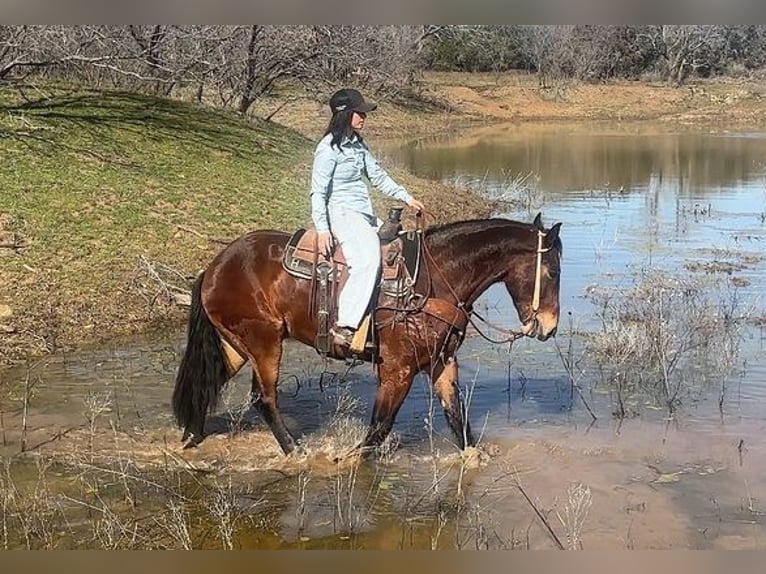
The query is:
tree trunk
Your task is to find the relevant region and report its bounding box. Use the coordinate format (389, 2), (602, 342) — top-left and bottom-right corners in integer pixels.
(238, 25), (260, 115)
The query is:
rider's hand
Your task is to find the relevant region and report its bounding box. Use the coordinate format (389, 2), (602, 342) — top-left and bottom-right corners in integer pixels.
(317, 230), (334, 258)
(407, 198), (425, 214)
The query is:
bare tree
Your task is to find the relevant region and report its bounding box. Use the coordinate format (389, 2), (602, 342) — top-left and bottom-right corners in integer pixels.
(128, 25), (167, 82)
(425, 26), (526, 73)
(644, 25), (727, 84)
(236, 26), (306, 114)
(301, 25), (442, 99)
(0, 26), (112, 81)
(564, 26), (655, 81)
(6, 25), (765, 112)
(518, 25), (576, 89)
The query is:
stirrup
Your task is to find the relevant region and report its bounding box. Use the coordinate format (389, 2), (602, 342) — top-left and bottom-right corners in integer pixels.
(330, 326), (355, 346)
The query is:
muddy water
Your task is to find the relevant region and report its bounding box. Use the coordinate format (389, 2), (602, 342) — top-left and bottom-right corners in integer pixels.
(2, 122), (766, 549)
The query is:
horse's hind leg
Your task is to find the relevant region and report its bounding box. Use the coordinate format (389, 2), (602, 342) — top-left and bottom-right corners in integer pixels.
(432, 357), (475, 450)
(360, 363), (416, 455)
(240, 325), (297, 455)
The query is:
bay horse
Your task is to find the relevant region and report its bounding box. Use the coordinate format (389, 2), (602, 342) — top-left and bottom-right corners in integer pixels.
(172, 214), (562, 456)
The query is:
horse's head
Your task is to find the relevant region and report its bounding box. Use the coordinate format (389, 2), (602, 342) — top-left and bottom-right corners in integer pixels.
(504, 214), (562, 341)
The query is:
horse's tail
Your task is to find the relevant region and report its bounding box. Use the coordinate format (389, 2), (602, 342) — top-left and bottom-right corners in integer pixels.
(172, 272), (229, 435)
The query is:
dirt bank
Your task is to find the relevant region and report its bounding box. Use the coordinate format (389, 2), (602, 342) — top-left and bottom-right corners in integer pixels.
(258, 72), (766, 139)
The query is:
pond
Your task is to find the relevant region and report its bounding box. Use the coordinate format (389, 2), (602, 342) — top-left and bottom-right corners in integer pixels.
(383, 122), (766, 419)
(1, 121), (765, 549)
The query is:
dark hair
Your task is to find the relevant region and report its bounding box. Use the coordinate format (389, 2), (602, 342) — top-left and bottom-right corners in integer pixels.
(324, 110), (363, 151)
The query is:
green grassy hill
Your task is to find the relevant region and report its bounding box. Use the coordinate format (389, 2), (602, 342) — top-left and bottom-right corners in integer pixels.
(0, 87), (315, 362)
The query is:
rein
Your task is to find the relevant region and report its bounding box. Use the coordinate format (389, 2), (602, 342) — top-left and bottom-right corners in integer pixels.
(419, 214), (551, 345)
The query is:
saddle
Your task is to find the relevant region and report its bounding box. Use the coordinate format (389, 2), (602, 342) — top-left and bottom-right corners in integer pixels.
(282, 227), (422, 297)
(282, 210), (423, 354)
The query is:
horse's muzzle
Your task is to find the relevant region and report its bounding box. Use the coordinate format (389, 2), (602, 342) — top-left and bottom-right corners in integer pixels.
(522, 316), (557, 341)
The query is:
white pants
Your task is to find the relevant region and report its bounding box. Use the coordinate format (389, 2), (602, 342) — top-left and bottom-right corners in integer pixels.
(329, 208), (380, 329)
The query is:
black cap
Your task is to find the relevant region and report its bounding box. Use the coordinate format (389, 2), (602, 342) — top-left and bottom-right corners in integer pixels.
(329, 88), (377, 114)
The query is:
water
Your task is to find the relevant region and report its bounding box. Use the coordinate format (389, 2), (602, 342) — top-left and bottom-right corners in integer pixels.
(2, 121), (766, 548)
(383, 122), (766, 425)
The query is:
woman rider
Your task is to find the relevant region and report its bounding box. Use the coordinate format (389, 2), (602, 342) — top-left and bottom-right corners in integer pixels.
(309, 88), (424, 346)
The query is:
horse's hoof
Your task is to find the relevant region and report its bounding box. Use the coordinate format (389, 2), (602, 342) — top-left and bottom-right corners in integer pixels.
(278, 435), (302, 457)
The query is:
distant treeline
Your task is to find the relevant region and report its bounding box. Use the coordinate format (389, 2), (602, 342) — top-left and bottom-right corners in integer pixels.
(426, 25), (766, 85)
(2, 26), (763, 114)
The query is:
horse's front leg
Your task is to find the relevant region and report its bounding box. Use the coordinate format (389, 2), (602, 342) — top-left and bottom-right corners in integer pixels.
(359, 362), (417, 456)
(431, 356), (475, 450)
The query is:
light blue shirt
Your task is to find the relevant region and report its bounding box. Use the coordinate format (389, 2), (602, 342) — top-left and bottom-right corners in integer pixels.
(310, 133), (412, 232)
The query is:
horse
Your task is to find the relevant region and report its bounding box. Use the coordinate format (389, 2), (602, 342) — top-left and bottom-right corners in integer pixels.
(171, 213), (562, 456)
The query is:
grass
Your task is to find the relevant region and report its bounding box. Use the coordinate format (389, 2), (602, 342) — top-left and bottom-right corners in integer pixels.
(0, 86), (315, 363)
(0, 90), (306, 362)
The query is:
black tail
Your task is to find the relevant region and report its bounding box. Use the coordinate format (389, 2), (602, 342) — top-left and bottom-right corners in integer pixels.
(172, 273), (230, 439)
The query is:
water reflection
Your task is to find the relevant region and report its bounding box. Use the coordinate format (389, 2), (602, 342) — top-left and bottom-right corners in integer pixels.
(386, 122), (766, 194)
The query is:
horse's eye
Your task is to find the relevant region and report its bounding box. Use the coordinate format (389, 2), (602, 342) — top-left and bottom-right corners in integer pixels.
(548, 267), (560, 279)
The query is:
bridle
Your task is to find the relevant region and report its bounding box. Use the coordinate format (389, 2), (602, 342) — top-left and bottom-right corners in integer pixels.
(468, 228), (552, 345)
(419, 215), (554, 346)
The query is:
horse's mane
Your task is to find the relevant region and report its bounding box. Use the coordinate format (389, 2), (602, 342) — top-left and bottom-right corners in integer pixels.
(424, 217), (562, 253)
(424, 217), (562, 256)
(426, 217), (533, 234)
(425, 217), (533, 245)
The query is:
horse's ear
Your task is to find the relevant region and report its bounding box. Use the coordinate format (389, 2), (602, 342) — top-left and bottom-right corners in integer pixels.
(546, 222), (562, 244)
(533, 213), (543, 230)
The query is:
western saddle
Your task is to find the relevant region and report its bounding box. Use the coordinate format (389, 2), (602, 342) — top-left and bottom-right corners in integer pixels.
(282, 208), (423, 354)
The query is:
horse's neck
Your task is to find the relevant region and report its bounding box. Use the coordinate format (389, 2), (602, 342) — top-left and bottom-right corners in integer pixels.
(427, 223), (531, 307)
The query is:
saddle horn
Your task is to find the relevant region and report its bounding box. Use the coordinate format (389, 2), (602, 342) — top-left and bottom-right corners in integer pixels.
(379, 207), (404, 243)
